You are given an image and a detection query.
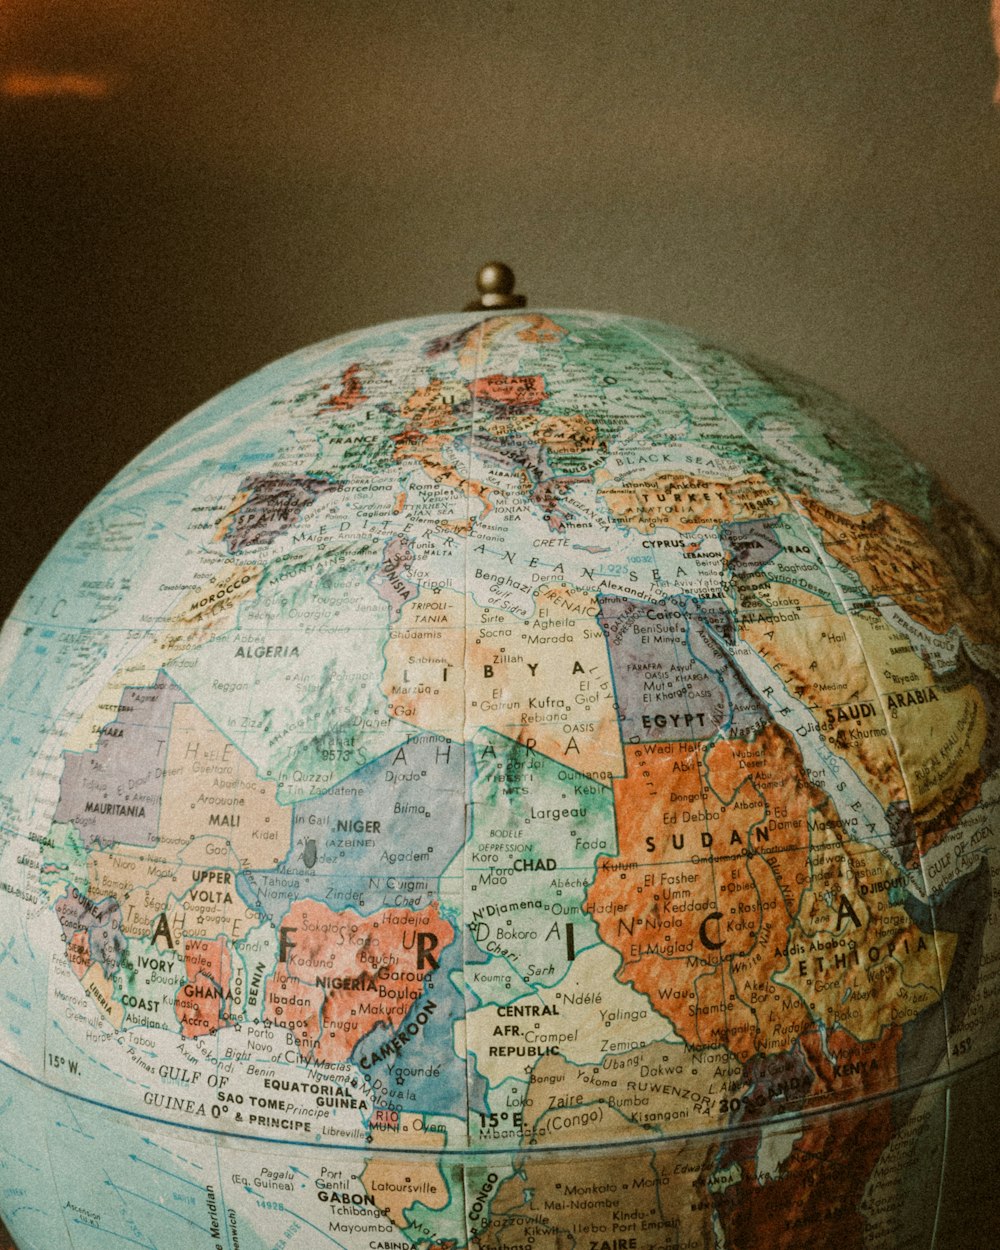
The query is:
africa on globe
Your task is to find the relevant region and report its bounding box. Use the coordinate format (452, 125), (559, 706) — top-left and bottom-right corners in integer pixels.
(0, 297), (998, 1250)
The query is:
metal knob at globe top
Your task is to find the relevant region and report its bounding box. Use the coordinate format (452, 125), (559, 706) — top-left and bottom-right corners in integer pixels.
(464, 261), (526, 311)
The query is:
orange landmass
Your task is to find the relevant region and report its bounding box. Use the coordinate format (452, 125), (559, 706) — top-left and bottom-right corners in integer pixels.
(802, 1025), (901, 1108)
(513, 314), (566, 344)
(175, 972), (228, 1037)
(799, 492), (1000, 646)
(67, 930), (90, 978)
(598, 470), (784, 533)
(320, 362), (367, 411)
(184, 936), (231, 985)
(469, 373), (547, 407)
(588, 725), (954, 1063)
(265, 900), (454, 1064)
(533, 412), (598, 453)
(174, 936), (232, 1038)
(585, 728), (817, 1061)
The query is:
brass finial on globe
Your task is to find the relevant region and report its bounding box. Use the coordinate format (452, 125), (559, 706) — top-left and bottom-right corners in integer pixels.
(465, 260), (526, 310)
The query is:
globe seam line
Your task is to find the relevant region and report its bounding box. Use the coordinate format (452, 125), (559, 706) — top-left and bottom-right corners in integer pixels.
(1, 1047), (992, 1160)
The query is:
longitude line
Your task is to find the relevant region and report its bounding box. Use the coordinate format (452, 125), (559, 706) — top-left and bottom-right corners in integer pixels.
(460, 313), (487, 1245)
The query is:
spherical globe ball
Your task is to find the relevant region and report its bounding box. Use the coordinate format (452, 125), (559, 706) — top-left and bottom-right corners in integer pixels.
(0, 308), (998, 1250)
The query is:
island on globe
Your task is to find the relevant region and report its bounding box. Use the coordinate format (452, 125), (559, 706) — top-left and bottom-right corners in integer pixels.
(0, 308), (998, 1250)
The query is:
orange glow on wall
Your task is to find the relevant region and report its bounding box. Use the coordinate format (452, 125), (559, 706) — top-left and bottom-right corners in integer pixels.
(1, 69), (114, 99)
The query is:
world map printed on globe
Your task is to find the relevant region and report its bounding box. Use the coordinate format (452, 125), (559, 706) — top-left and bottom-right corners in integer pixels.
(0, 309), (998, 1250)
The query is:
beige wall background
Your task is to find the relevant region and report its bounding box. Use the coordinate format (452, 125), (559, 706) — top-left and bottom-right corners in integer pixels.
(1, 0), (999, 1244)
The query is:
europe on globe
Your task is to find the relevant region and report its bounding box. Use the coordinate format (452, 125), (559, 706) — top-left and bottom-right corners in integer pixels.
(0, 299), (998, 1250)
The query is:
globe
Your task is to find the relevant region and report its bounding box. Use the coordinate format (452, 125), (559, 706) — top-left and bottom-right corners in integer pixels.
(0, 305), (998, 1250)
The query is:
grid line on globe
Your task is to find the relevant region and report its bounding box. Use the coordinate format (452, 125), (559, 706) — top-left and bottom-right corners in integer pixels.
(0, 307), (997, 1249)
